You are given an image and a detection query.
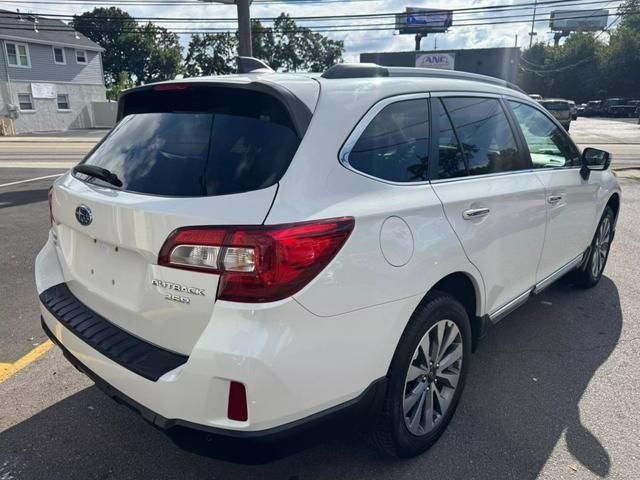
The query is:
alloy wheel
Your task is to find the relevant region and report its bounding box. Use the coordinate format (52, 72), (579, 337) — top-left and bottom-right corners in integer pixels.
(591, 216), (611, 279)
(403, 320), (463, 436)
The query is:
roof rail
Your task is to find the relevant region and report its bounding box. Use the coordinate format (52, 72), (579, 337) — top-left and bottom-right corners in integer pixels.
(321, 63), (524, 93)
(237, 56), (274, 74)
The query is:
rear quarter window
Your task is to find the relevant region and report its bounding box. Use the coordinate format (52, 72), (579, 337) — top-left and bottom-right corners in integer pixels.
(75, 87), (301, 197)
(345, 98), (430, 183)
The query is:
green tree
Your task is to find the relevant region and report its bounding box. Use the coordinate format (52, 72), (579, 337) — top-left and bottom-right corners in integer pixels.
(550, 33), (604, 102)
(71, 7), (138, 86)
(600, 0), (640, 97)
(519, 0), (640, 100)
(184, 33), (238, 76)
(106, 71), (135, 101)
(519, 42), (549, 96)
(136, 23), (183, 83)
(72, 8), (182, 86)
(184, 13), (344, 76)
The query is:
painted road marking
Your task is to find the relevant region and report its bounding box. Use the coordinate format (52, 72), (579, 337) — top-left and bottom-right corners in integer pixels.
(0, 174), (63, 188)
(0, 340), (53, 384)
(0, 162), (75, 169)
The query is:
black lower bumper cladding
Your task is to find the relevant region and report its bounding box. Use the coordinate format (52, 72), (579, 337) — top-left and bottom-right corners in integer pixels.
(39, 283), (188, 381)
(40, 290), (388, 463)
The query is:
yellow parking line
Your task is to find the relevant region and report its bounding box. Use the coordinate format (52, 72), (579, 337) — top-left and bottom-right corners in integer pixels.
(0, 340), (53, 384)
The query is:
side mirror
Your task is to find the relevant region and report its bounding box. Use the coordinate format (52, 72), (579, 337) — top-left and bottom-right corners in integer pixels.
(580, 147), (611, 180)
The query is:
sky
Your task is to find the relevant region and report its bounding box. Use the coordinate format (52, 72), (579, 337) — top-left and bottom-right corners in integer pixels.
(9, 0), (619, 61)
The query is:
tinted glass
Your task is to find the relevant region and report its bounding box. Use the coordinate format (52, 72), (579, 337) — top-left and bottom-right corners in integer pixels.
(442, 97), (523, 176)
(435, 99), (466, 179)
(348, 99), (429, 182)
(78, 90), (300, 197)
(509, 101), (580, 168)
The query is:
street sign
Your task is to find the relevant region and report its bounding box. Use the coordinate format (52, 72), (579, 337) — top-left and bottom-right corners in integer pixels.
(396, 8), (453, 34)
(415, 53), (455, 70)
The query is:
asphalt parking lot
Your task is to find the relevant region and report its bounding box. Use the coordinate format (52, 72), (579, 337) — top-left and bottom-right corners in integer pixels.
(1, 118), (640, 479)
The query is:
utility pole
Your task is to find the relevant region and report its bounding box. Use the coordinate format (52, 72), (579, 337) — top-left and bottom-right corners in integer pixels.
(528, 0), (538, 48)
(236, 0), (252, 57)
(199, 0), (252, 57)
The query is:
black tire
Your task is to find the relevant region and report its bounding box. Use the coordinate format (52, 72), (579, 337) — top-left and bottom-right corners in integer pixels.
(571, 206), (615, 289)
(369, 291), (472, 458)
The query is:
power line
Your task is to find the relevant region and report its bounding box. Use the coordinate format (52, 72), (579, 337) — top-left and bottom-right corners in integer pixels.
(4, 2), (623, 24)
(1, 10), (634, 34)
(5, 0), (624, 15)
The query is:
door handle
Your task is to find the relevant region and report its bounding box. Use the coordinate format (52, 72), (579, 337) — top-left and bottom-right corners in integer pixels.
(548, 195), (564, 204)
(463, 207), (490, 220)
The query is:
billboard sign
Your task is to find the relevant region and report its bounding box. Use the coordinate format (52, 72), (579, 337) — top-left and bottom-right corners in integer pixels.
(415, 53), (455, 70)
(550, 9), (608, 32)
(396, 8), (453, 34)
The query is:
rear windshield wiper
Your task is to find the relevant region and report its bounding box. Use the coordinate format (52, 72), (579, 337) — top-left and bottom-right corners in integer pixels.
(73, 164), (123, 188)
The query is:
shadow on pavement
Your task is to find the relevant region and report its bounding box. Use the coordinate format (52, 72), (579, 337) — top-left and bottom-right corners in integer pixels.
(0, 188), (49, 210)
(0, 277), (622, 479)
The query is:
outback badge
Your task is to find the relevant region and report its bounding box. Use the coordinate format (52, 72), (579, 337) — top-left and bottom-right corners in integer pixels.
(152, 279), (205, 304)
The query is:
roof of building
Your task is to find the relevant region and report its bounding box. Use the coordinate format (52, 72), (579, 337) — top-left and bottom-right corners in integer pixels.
(0, 9), (103, 51)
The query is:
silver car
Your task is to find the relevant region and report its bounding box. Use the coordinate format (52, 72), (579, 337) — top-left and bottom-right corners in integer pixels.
(540, 99), (572, 130)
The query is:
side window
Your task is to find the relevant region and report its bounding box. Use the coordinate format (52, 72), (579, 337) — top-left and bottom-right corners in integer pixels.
(442, 97), (525, 176)
(347, 99), (429, 183)
(508, 101), (580, 168)
(435, 99), (466, 179)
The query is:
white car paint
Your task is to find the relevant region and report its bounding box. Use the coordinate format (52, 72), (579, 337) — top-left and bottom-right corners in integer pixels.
(36, 69), (621, 435)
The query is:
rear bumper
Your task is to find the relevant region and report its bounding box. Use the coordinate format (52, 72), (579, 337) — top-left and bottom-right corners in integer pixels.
(42, 318), (386, 463)
(36, 234), (414, 460)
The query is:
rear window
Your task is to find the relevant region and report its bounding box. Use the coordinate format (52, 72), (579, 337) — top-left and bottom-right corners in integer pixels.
(75, 87), (300, 197)
(540, 101), (569, 111)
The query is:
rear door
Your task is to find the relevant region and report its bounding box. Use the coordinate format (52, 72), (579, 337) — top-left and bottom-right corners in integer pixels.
(430, 95), (547, 318)
(505, 99), (600, 283)
(49, 84), (304, 354)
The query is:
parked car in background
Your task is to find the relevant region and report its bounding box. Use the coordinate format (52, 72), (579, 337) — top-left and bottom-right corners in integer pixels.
(577, 103), (587, 116)
(609, 104), (638, 118)
(539, 99), (572, 130)
(602, 98), (628, 117)
(529, 94), (543, 101)
(584, 100), (603, 117)
(568, 100), (577, 120)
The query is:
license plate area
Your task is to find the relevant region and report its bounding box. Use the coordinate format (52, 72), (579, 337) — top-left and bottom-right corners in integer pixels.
(56, 227), (147, 309)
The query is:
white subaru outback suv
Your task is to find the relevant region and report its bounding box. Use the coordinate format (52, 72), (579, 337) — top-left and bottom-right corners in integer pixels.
(36, 62), (620, 462)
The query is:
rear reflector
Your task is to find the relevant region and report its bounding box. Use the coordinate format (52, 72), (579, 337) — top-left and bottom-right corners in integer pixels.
(158, 217), (355, 303)
(227, 381), (248, 422)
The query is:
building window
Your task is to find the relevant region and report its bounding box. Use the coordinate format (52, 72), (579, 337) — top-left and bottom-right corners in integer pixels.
(53, 46), (66, 64)
(75, 49), (87, 64)
(18, 93), (34, 111)
(6, 42), (31, 67)
(57, 94), (70, 110)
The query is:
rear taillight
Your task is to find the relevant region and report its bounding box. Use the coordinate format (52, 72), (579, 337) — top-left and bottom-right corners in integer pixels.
(48, 187), (54, 226)
(158, 217), (355, 303)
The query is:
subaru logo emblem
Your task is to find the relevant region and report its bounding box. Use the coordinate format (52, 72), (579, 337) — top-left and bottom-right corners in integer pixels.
(75, 204), (93, 226)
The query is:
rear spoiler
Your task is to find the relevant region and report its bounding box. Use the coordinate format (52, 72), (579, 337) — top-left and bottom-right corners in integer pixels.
(117, 80), (313, 138)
